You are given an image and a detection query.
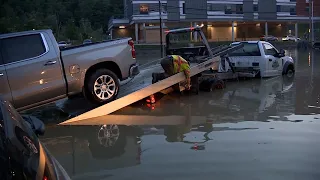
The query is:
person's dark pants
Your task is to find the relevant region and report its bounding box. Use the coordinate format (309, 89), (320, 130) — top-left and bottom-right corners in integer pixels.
(152, 72), (169, 84)
(152, 57), (174, 84)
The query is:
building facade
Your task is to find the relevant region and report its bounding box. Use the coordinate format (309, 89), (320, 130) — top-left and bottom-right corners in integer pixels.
(108, 0), (320, 43)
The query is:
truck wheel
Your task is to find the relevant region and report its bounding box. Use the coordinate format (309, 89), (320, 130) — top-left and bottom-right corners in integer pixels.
(285, 65), (294, 78)
(215, 80), (225, 89)
(86, 69), (119, 104)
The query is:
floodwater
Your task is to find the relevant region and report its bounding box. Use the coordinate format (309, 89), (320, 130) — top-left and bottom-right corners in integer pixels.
(35, 48), (320, 179)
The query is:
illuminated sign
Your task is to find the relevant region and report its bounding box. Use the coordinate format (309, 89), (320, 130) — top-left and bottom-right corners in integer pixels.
(140, 4), (149, 14)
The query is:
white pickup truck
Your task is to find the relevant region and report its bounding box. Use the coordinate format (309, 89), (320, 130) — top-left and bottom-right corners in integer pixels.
(223, 41), (295, 78)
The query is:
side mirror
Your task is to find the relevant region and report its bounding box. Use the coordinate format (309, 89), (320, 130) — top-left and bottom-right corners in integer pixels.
(22, 115), (45, 136)
(275, 49), (285, 58)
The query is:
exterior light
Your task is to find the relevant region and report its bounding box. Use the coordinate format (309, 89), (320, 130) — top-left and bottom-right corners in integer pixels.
(119, 26), (126, 29)
(207, 24), (212, 27)
(256, 23), (260, 27)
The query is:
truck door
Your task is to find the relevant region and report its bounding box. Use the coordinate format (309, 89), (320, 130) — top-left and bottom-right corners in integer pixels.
(262, 43), (282, 77)
(1, 32), (66, 109)
(0, 45), (12, 102)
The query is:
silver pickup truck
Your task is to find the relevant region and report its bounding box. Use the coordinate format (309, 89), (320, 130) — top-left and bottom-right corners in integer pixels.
(0, 29), (139, 111)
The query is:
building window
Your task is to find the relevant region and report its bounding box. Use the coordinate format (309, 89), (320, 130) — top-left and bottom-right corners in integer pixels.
(305, 6), (309, 13)
(225, 5), (232, 14)
(290, 7), (296, 15)
(236, 4), (243, 14)
(207, 4), (212, 11)
(208, 4), (222, 12)
(162, 3), (167, 14)
(182, 3), (185, 14)
(253, 5), (258, 12)
(277, 5), (281, 12)
(140, 4), (149, 14)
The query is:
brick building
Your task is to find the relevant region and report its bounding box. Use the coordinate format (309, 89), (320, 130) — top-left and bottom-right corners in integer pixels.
(108, 0), (320, 43)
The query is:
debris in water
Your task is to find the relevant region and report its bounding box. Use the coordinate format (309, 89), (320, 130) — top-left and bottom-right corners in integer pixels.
(191, 143), (205, 150)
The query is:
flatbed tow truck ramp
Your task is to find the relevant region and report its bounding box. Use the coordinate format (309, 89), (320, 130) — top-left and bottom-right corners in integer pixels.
(59, 27), (243, 126)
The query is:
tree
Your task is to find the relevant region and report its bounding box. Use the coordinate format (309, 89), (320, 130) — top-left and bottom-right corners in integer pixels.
(0, 0), (124, 43)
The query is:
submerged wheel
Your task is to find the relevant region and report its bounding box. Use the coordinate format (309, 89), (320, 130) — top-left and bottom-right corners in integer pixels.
(215, 80), (225, 89)
(285, 65), (295, 78)
(86, 69), (120, 104)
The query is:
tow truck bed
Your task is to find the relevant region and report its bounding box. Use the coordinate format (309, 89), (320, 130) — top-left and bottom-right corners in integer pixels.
(60, 27), (243, 125)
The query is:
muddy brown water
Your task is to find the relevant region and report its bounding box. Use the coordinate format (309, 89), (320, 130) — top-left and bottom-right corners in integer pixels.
(28, 48), (320, 180)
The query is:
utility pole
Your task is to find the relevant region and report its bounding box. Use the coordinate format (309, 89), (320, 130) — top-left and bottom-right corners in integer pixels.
(308, 0), (312, 43)
(311, 0), (314, 44)
(159, 0), (163, 58)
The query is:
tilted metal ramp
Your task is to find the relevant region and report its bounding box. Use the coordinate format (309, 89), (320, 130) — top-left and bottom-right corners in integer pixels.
(59, 39), (243, 126)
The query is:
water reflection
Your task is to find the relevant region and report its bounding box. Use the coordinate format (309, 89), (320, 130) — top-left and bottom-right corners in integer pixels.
(36, 48), (320, 179)
(41, 125), (142, 178)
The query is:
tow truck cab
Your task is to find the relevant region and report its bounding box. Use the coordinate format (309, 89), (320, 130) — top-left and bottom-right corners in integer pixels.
(229, 41), (295, 77)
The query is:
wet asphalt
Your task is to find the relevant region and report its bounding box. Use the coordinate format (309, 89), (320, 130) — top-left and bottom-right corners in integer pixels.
(29, 48), (320, 180)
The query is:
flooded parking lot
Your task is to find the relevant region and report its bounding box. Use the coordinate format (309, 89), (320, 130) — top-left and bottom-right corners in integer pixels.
(30, 48), (320, 179)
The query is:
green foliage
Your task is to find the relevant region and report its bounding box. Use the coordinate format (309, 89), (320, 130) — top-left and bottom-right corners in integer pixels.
(0, 0), (123, 43)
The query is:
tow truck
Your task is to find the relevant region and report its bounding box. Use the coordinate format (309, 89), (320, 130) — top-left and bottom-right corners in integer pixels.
(60, 26), (295, 126)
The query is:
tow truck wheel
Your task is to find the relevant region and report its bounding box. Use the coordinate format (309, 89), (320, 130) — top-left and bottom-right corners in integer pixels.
(86, 69), (120, 104)
(215, 80), (226, 89)
(285, 65), (295, 79)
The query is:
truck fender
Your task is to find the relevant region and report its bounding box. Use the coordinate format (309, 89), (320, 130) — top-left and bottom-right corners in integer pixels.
(282, 61), (295, 74)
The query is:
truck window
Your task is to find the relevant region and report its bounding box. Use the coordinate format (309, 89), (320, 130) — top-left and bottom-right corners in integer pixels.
(229, 43), (261, 56)
(263, 43), (278, 56)
(1, 34), (47, 64)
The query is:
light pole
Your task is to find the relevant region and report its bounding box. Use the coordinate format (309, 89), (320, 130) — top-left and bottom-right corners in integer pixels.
(159, 0), (163, 58)
(308, 0), (314, 43)
(311, 0), (314, 44)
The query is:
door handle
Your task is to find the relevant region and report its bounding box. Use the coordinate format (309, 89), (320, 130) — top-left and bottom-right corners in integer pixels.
(0, 73), (3, 76)
(44, 61), (57, 66)
(269, 59), (272, 62)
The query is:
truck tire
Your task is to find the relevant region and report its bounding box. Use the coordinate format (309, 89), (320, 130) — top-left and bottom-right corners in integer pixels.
(86, 69), (120, 104)
(285, 65), (294, 78)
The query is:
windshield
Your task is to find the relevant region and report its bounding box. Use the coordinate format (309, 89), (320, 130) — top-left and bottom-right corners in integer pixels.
(166, 30), (205, 49)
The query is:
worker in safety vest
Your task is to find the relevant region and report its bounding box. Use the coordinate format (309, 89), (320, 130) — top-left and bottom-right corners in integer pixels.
(147, 55), (191, 104)
(153, 55), (191, 88)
